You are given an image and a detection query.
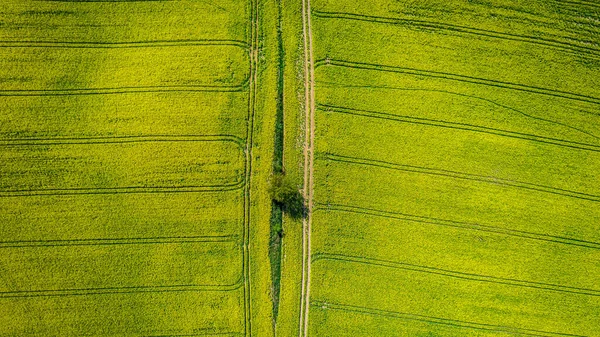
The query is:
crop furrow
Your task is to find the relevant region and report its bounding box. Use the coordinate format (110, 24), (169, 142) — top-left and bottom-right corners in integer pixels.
(0, 181), (245, 198)
(0, 84), (247, 97)
(0, 40), (249, 49)
(314, 203), (600, 250)
(316, 60), (600, 105)
(40, 0), (169, 2)
(318, 103), (600, 153)
(312, 11), (600, 58)
(0, 235), (239, 249)
(0, 281), (244, 299)
(0, 135), (245, 148)
(311, 301), (587, 337)
(553, 0), (600, 10)
(149, 333), (244, 337)
(322, 153), (600, 202)
(319, 80), (600, 134)
(313, 253), (600, 297)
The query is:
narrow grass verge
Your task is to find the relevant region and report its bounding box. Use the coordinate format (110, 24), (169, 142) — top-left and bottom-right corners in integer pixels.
(268, 0), (286, 328)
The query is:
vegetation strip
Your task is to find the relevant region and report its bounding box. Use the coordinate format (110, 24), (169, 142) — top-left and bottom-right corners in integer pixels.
(322, 153), (600, 202)
(311, 301), (588, 337)
(268, 0), (286, 325)
(318, 103), (600, 153)
(313, 253), (600, 297)
(314, 203), (600, 250)
(315, 60), (600, 105)
(312, 11), (600, 58)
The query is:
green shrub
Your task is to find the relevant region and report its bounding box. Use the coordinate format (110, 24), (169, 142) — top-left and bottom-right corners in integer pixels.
(269, 173), (305, 219)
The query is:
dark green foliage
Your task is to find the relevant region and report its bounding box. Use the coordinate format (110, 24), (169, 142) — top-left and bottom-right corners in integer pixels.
(270, 173), (305, 219)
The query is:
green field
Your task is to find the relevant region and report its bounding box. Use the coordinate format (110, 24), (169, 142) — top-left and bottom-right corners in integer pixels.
(1, 0), (599, 336)
(0, 0), (276, 335)
(305, 0), (600, 336)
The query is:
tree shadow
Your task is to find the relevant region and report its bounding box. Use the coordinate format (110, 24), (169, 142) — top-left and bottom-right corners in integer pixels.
(269, 173), (306, 220)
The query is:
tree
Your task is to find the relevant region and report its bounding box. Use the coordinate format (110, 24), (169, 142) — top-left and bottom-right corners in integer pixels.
(269, 173), (305, 219)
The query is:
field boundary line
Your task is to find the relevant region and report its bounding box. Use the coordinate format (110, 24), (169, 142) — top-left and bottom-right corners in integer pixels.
(314, 203), (600, 250)
(0, 281), (244, 299)
(0, 83), (248, 97)
(322, 153), (600, 203)
(0, 235), (238, 249)
(318, 103), (600, 153)
(300, 0), (316, 334)
(313, 253), (600, 297)
(311, 301), (588, 337)
(312, 11), (600, 58)
(0, 180), (245, 198)
(0, 134), (245, 148)
(315, 59), (600, 106)
(0, 40), (249, 49)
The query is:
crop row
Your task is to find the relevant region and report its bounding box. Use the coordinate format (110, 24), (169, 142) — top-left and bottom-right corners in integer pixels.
(0, 39), (248, 49)
(314, 203), (600, 250)
(318, 103), (600, 153)
(311, 253), (597, 335)
(313, 253), (599, 297)
(317, 81), (599, 140)
(311, 301), (580, 337)
(312, 10), (600, 59)
(320, 153), (600, 202)
(315, 60), (600, 106)
(0, 0), (258, 335)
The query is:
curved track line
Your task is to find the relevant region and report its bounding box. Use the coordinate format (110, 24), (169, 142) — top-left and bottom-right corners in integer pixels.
(318, 103), (600, 152)
(0, 180), (245, 198)
(0, 280), (244, 299)
(299, 0), (316, 335)
(313, 253), (600, 297)
(150, 333), (244, 337)
(0, 40), (249, 49)
(312, 11), (600, 58)
(40, 0), (171, 2)
(149, 333), (244, 337)
(553, 0), (600, 10)
(322, 153), (600, 202)
(311, 301), (588, 337)
(318, 81), (600, 136)
(315, 59), (600, 106)
(0, 235), (238, 249)
(0, 84), (247, 96)
(314, 203), (600, 250)
(0, 135), (246, 148)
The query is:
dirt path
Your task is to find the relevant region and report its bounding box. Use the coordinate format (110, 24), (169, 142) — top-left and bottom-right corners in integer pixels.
(299, 0), (315, 334)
